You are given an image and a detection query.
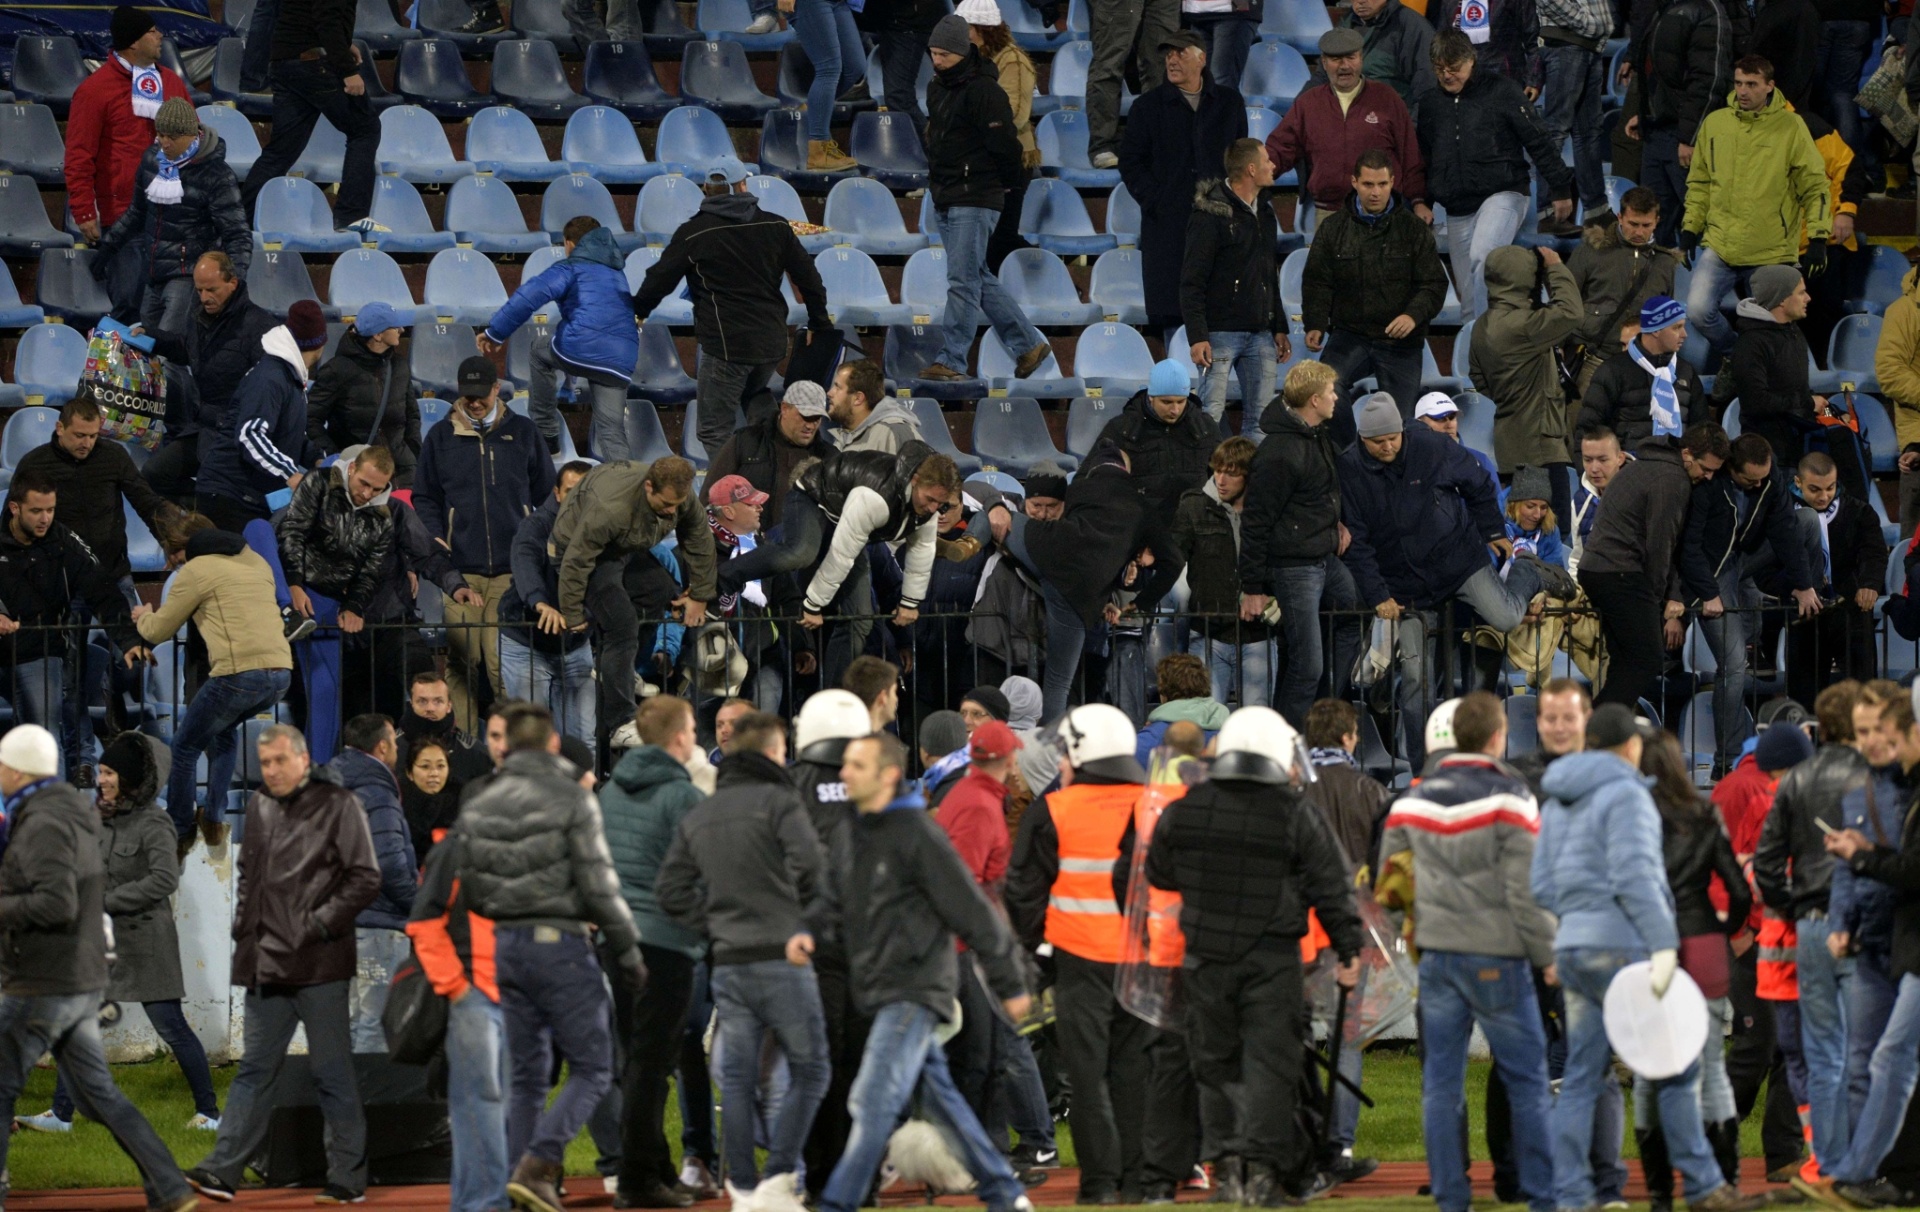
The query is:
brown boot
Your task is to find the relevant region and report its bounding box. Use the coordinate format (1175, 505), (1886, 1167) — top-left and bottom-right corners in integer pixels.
(1014, 341), (1053, 379)
(807, 138), (858, 172)
(199, 811), (230, 851)
(508, 1155), (565, 1212)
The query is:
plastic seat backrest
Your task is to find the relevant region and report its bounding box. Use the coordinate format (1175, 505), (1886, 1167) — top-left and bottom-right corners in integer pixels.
(446, 174), (536, 235)
(426, 248), (509, 310)
(330, 248), (416, 312)
(1020, 178), (1099, 238)
(494, 38), (580, 103)
(823, 178), (912, 238)
(542, 173), (627, 233)
(371, 177), (441, 234)
(1001, 248), (1083, 305)
(468, 106), (554, 164)
(639, 174), (704, 236)
(564, 105), (652, 167)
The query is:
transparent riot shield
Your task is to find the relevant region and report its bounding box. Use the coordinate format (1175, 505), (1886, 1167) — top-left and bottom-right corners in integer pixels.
(1114, 749), (1206, 1031)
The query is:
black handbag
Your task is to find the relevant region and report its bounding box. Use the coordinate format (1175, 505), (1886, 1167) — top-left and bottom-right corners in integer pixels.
(381, 949), (449, 1065)
(785, 326), (863, 393)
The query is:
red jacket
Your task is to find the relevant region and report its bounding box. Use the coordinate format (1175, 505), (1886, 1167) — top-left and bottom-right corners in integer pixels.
(1265, 80), (1427, 211)
(935, 766), (1012, 891)
(65, 57), (191, 229)
(1711, 752), (1776, 933)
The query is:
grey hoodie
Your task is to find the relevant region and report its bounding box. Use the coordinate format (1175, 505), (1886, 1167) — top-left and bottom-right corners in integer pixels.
(836, 397), (925, 454)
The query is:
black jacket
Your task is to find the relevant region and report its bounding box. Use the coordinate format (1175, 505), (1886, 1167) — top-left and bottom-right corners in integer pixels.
(13, 438), (176, 583)
(703, 412), (834, 530)
(96, 130), (250, 288)
(1145, 775), (1363, 963)
(274, 460), (397, 616)
(1180, 179), (1283, 344)
(1728, 304), (1818, 474)
(795, 440), (938, 534)
(154, 282), (277, 441)
(1301, 192), (1450, 345)
(1847, 790), (1920, 981)
(1745, 0), (1823, 112)
(1576, 436), (1694, 591)
(1665, 811), (1753, 937)
(1813, 493), (1890, 598)
(1172, 480), (1263, 640)
(1118, 79), (1250, 325)
(1677, 460), (1817, 602)
(1025, 463), (1186, 626)
(1239, 401), (1340, 588)
(1094, 392), (1223, 518)
(0, 781), (109, 997)
(0, 522), (140, 663)
(655, 751), (830, 964)
(1635, 0), (1739, 139)
(305, 329), (422, 486)
(363, 496), (466, 624)
(925, 48), (1027, 213)
(855, 0), (946, 33)
(843, 798), (1025, 1019)
(632, 192), (831, 366)
(1755, 742), (1869, 920)
(1577, 339), (1709, 453)
(1414, 70), (1573, 217)
(269, 0), (358, 77)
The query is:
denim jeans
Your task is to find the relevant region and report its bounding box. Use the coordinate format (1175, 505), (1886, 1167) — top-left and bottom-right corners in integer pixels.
(874, 28), (929, 146)
(1445, 192), (1529, 323)
(1419, 953), (1553, 1212)
(1331, 963), (1369, 1152)
(1642, 125), (1688, 249)
(1556, 947), (1725, 1208)
(818, 1001), (1027, 1212)
(498, 632), (597, 744)
(935, 206), (1046, 374)
(447, 989), (510, 1212)
(1685, 246), (1761, 368)
(6, 656), (72, 777)
(141, 276), (197, 346)
(1189, 16), (1256, 93)
(792, 0), (864, 140)
(995, 1019), (1055, 1154)
(1320, 330), (1424, 447)
(1205, 637), (1273, 709)
(1829, 973), (1920, 1183)
(678, 960), (719, 1168)
(350, 926), (411, 1053)
(1635, 995), (1737, 1124)
(563, 0), (611, 45)
(1845, 946), (1896, 1132)
(239, 0), (278, 92)
(1272, 562), (1328, 728)
(0, 992), (193, 1208)
(1696, 549), (1761, 771)
(1397, 561), (1543, 769)
(1797, 913), (1857, 1172)
(1537, 43), (1607, 213)
(694, 352), (776, 462)
(497, 926), (615, 1166)
(1041, 577), (1106, 723)
(292, 586), (345, 765)
(713, 959), (831, 1187)
(1816, 20), (1875, 152)
(529, 335), (629, 462)
(1196, 330), (1279, 426)
(52, 998), (219, 1123)
(165, 667), (292, 839)
(240, 59), (380, 227)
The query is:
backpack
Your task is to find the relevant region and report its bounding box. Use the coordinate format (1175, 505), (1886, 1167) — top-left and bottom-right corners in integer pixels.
(1807, 390), (1873, 503)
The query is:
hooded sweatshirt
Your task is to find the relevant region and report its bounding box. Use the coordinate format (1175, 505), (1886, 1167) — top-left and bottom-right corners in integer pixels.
(485, 226), (639, 389)
(197, 325), (315, 509)
(1532, 749), (1680, 953)
(1135, 697), (1231, 765)
(835, 398), (924, 454)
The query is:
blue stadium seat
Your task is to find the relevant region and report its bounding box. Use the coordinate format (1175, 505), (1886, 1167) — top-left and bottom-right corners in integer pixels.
(1240, 41), (1310, 110)
(1035, 111), (1119, 188)
(631, 322), (698, 403)
(417, 0), (518, 51)
(823, 178), (928, 256)
(900, 250), (948, 324)
(466, 106), (566, 181)
(34, 249), (113, 325)
(1075, 322), (1155, 395)
(973, 397), (1076, 476)
(158, 35), (210, 107)
(1448, 321), (1476, 392)
(255, 177), (358, 253)
(395, 39), (497, 116)
(1107, 183), (1140, 245)
(419, 396), (454, 432)
(916, 192), (944, 247)
(288, 116), (347, 182)
(1066, 395), (1123, 457)
(513, 0), (581, 53)
(445, 175), (552, 255)
(564, 105), (667, 183)
(1846, 392), (1898, 473)
(638, 174), (705, 244)
(504, 317), (550, 386)
(210, 37), (273, 117)
(1260, 0), (1332, 52)
(356, 0), (424, 53)
(683, 40), (780, 121)
(626, 247), (696, 324)
(125, 500), (166, 574)
(779, 42), (875, 119)
(1419, 343), (1467, 394)
(426, 248), (509, 324)
(815, 247), (910, 326)
(351, 39), (405, 112)
(411, 321), (475, 397)
(623, 399), (677, 463)
(542, 174), (638, 251)
(1164, 326), (1203, 394)
(758, 107), (850, 194)
(1000, 249), (1102, 326)
(1722, 398), (1741, 437)
(1603, 175), (1637, 216)
(1040, 41), (1134, 114)
(329, 248), (423, 323)
(14, 334), (86, 407)
(747, 175), (835, 252)
(249, 239), (329, 317)
(1844, 244), (1908, 316)
(0, 175), (74, 256)
(0, 104), (67, 184)
(376, 104), (478, 183)
(1016, 178), (1114, 257)
(1454, 391), (1497, 458)
(1089, 248), (1147, 324)
(699, 0), (795, 48)
(492, 38), (588, 119)
(10, 36), (88, 115)
(1279, 246), (1307, 320)
(885, 323), (971, 395)
(195, 105), (262, 179)
(655, 106), (748, 178)
(583, 41), (678, 121)
(1245, 104), (1280, 145)
(0, 267), (45, 328)
(521, 246), (568, 312)
(636, 0), (701, 56)
(850, 111), (929, 192)
(980, 330), (1082, 397)
(1005, 0), (1072, 51)
(1829, 313), (1883, 393)
(367, 178), (457, 254)
(904, 397), (983, 474)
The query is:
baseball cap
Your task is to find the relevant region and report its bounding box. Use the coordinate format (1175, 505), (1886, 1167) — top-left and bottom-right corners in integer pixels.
(1413, 392), (1459, 420)
(1158, 29), (1205, 53)
(709, 474), (770, 507)
(705, 156), (750, 186)
(353, 300), (409, 336)
(970, 719), (1023, 761)
(457, 355), (498, 397)
(1586, 703), (1654, 751)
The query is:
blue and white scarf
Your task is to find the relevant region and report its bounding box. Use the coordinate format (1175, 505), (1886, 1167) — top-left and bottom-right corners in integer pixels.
(119, 54), (165, 120)
(146, 137), (199, 206)
(1628, 338), (1683, 438)
(1310, 747), (1359, 769)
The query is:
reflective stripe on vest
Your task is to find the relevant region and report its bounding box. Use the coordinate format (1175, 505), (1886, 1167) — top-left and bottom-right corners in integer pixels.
(1756, 912), (1798, 1001)
(1044, 782), (1141, 963)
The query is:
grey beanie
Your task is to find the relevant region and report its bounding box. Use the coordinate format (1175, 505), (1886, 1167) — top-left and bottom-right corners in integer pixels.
(919, 710), (971, 760)
(1750, 264), (1803, 311)
(1354, 391), (1403, 439)
(1509, 464), (1553, 504)
(929, 13), (974, 55)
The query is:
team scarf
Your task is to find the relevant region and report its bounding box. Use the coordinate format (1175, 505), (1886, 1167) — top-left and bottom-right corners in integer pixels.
(1310, 747), (1359, 770)
(1628, 339), (1683, 438)
(120, 54), (165, 119)
(146, 137), (199, 206)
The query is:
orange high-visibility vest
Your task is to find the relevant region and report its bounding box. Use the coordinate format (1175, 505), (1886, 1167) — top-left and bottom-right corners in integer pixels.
(1045, 783), (1140, 963)
(1756, 911), (1798, 1001)
(1300, 910), (1332, 965)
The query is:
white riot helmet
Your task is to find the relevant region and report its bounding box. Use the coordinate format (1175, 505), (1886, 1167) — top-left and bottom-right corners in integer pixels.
(1425, 698), (1463, 755)
(794, 689), (871, 764)
(1211, 706), (1315, 786)
(1050, 703), (1147, 782)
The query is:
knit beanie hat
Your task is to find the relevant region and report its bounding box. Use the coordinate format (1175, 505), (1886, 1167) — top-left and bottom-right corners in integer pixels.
(1022, 462), (1069, 501)
(1753, 724), (1814, 773)
(919, 710), (971, 759)
(1354, 391), (1403, 439)
(1148, 359), (1190, 397)
(1750, 264), (1803, 312)
(99, 732), (154, 792)
(286, 299), (329, 352)
(112, 4), (157, 50)
(1639, 294), (1686, 333)
(153, 97), (198, 138)
(929, 14), (974, 55)
(1509, 465), (1552, 505)
(962, 685), (1012, 722)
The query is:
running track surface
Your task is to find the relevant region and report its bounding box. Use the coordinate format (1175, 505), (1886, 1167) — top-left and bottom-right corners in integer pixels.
(6, 1160), (1793, 1209)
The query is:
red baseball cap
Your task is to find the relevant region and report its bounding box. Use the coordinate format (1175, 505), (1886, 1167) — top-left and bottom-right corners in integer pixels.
(970, 720), (1023, 761)
(709, 474), (770, 507)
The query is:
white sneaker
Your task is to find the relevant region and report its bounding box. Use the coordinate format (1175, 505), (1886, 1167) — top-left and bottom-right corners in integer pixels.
(187, 1113), (221, 1131)
(727, 1180), (760, 1212)
(753, 1172), (809, 1212)
(744, 13), (779, 33)
(1090, 151), (1119, 169)
(15, 1111), (71, 1132)
(604, 1176), (620, 1195)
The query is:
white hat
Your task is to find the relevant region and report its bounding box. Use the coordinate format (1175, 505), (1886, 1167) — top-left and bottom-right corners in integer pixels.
(0, 725), (60, 779)
(1212, 706), (1312, 785)
(1425, 698), (1463, 754)
(956, 0), (1004, 24)
(795, 689), (872, 761)
(1056, 704), (1146, 781)
(1413, 392), (1460, 420)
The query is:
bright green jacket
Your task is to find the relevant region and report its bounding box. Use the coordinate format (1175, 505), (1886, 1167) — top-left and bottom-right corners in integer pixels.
(1682, 88), (1831, 268)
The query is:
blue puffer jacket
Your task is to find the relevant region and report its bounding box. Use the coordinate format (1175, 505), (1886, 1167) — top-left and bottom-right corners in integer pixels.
(1830, 763), (1908, 960)
(1532, 750), (1679, 954)
(412, 399), (557, 577)
(483, 227), (638, 388)
(196, 325), (316, 510)
(1338, 425), (1507, 610)
(328, 747), (417, 931)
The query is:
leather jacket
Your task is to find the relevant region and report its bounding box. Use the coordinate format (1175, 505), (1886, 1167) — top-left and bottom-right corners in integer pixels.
(1755, 743), (1868, 921)
(275, 458), (397, 615)
(231, 766), (382, 987)
(795, 439), (938, 541)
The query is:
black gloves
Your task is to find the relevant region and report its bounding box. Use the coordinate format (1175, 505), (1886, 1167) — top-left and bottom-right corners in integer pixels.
(1801, 241), (1829, 279)
(1677, 230), (1701, 268)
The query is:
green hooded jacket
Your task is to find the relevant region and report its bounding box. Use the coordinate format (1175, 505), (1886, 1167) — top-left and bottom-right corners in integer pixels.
(600, 744), (707, 959)
(1682, 87), (1831, 268)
